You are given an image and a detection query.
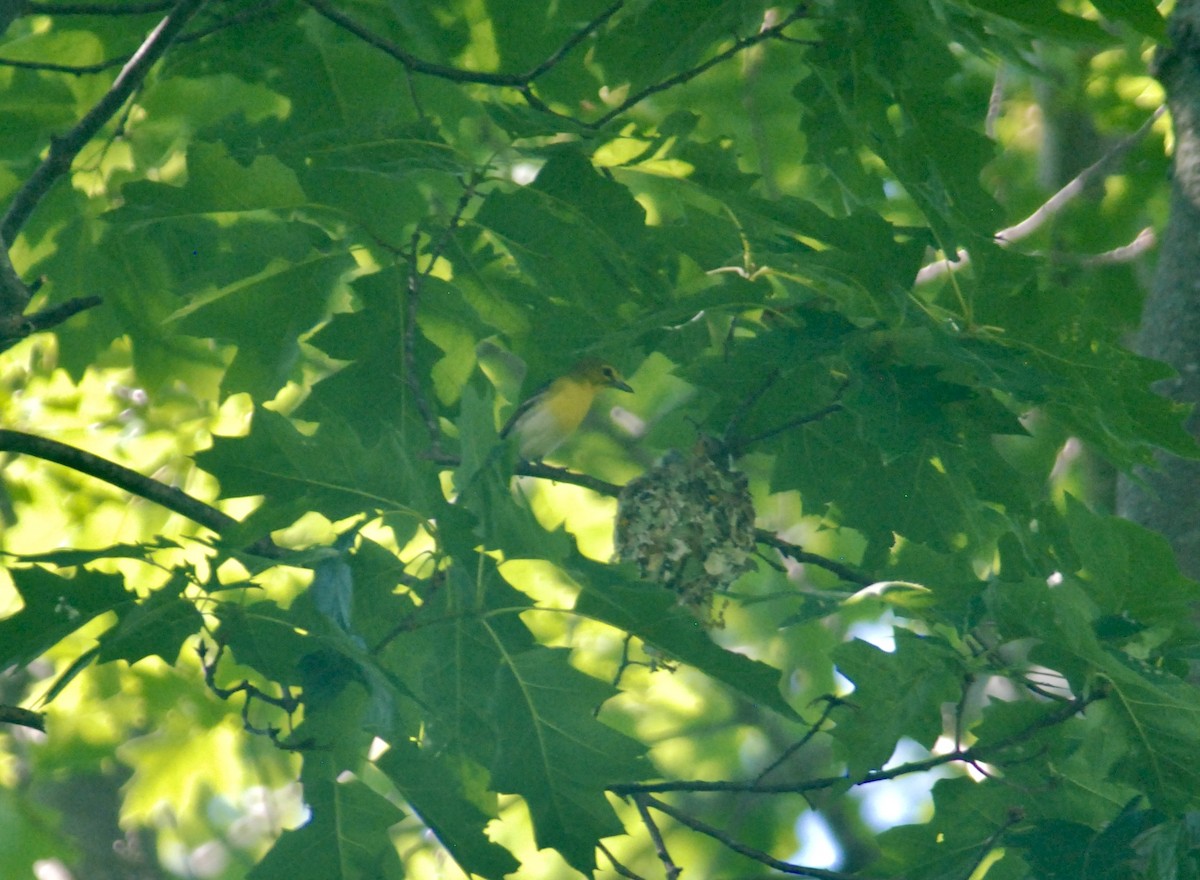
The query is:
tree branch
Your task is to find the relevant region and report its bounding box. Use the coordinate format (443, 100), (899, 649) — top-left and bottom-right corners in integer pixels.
(303, 0), (527, 86)
(25, 0), (174, 12)
(642, 795), (858, 880)
(302, 0), (812, 129)
(0, 0), (209, 245)
(0, 233), (30, 315)
(611, 690), (1101, 799)
(633, 794), (681, 880)
(0, 295), (102, 351)
(916, 107), (1165, 284)
(757, 532), (873, 585)
(524, 0), (625, 82)
(516, 460), (623, 496)
(0, 428), (258, 545)
(597, 841), (648, 880)
(0, 704), (46, 732)
(592, 4), (812, 128)
(0, 1), (286, 76)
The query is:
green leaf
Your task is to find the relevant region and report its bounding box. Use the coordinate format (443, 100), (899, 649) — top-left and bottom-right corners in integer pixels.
(0, 567), (129, 669)
(1100, 655), (1200, 811)
(1062, 494), (1200, 626)
(214, 600), (311, 686)
(489, 647), (649, 872)
(570, 555), (801, 720)
(875, 776), (1026, 880)
(96, 576), (202, 665)
(110, 141), (307, 223)
(169, 251), (354, 399)
(250, 769), (405, 880)
(0, 788), (74, 877)
(960, 0), (1116, 42)
(1089, 0), (1166, 39)
(831, 630), (964, 776)
(376, 738), (520, 879)
(196, 407), (436, 535)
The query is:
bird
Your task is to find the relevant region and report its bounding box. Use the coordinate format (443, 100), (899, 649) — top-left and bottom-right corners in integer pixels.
(500, 357), (633, 459)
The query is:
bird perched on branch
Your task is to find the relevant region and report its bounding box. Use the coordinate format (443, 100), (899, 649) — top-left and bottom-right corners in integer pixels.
(501, 357), (633, 459)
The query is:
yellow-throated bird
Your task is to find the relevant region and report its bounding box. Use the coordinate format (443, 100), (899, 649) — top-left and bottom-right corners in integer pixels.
(501, 358), (633, 459)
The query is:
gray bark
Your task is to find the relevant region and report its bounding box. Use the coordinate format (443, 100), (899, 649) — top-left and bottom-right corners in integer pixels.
(1117, 0), (1200, 579)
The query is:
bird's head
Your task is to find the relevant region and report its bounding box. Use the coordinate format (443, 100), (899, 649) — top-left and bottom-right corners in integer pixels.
(572, 358), (633, 393)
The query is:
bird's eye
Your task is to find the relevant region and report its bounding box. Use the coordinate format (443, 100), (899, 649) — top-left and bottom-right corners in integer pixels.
(602, 366), (615, 378)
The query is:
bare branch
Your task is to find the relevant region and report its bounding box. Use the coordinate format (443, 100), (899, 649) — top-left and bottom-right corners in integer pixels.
(0, 704), (46, 732)
(0, 1), (286, 76)
(592, 4), (812, 127)
(1, 0), (210, 245)
(642, 795), (858, 880)
(597, 841), (648, 880)
(917, 107), (1165, 284)
(633, 795), (681, 880)
(1080, 225), (1157, 266)
(516, 460), (623, 496)
(525, 0), (625, 81)
(0, 428), (281, 557)
(25, 0), (174, 12)
(303, 0), (526, 86)
(0, 295), (102, 351)
(611, 690), (1102, 801)
(0, 235), (30, 315)
(302, 0), (813, 129)
(757, 532), (873, 585)
(0, 55), (130, 75)
(754, 695), (843, 783)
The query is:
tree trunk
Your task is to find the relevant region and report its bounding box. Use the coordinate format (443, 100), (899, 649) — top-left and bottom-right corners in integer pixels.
(1117, 0), (1200, 579)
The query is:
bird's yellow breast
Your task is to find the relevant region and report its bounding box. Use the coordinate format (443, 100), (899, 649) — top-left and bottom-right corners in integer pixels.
(511, 375), (598, 458)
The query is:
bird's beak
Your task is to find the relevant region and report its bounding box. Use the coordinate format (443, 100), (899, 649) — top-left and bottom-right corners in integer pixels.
(612, 378), (633, 393)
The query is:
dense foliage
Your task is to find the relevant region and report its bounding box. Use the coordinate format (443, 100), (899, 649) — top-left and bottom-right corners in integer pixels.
(0, 1), (1196, 878)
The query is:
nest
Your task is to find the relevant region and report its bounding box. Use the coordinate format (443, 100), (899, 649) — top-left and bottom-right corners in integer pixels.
(615, 442), (757, 625)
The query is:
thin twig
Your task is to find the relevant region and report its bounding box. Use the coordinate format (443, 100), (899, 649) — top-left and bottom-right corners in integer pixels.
(643, 796), (857, 880)
(517, 460), (622, 496)
(916, 107), (1165, 284)
(722, 367), (782, 448)
(597, 841), (648, 880)
(754, 695), (843, 783)
(633, 794), (681, 880)
(0, 1), (286, 76)
(0, 55), (132, 75)
(592, 4), (812, 128)
(25, 0), (174, 12)
(198, 641), (313, 749)
(730, 400), (844, 455)
(303, 0), (813, 130)
(757, 532), (872, 585)
(1, 0), (209, 245)
(303, 0), (526, 86)
(0, 295), (102, 346)
(610, 690), (1102, 799)
(525, 0), (625, 81)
